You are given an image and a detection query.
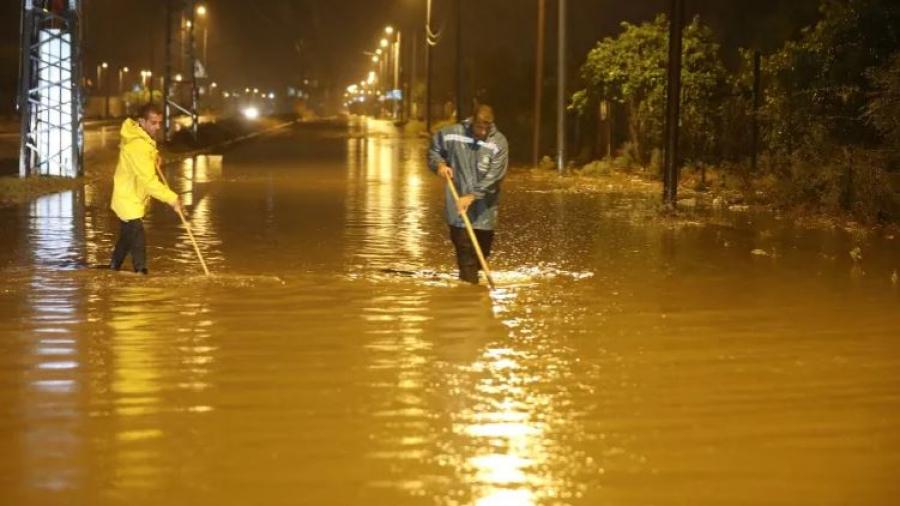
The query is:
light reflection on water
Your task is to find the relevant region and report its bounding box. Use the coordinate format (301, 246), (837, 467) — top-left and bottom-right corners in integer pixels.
(0, 119), (898, 505)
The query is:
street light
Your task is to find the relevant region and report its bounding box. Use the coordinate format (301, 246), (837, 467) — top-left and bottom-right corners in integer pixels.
(385, 26), (394, 35)
(97, 62), (109, 118)
(118, 66), (129, 94)
(96, 61), (108, 88)
(194, 5), (210, 69)
(380, 38), (389, 48)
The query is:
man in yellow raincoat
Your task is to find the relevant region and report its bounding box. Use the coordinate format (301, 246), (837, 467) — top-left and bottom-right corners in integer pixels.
(110, 103), (182, 274)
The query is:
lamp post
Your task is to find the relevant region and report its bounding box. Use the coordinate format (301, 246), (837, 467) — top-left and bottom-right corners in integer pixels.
(386, 26), (401, 120)
(196, 4), (209, 74)
(97, 62), (109, 118)
(118, 66), (130, 94)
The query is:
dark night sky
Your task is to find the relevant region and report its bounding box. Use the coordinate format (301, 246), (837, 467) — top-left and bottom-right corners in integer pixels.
(1, 0), (822, 114)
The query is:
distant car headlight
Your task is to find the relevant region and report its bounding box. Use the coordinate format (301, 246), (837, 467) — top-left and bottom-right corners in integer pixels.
(242, 106), (259, 120)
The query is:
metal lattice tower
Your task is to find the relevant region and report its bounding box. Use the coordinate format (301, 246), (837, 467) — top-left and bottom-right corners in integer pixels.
(18, 0), (84, 178)
(163, 0), (199, 142)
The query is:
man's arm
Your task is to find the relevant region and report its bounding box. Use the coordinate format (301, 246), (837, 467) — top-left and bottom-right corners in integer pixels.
(428, 130), (453, 179)
(471, 139), (509, 199)
(127, 146), (178, 205)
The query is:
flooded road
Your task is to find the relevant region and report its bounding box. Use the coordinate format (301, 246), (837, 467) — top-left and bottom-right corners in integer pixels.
(1, 118), (899, 505)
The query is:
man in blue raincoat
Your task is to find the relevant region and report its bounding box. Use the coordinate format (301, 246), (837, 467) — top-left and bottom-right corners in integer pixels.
(428, 104), (509, 284)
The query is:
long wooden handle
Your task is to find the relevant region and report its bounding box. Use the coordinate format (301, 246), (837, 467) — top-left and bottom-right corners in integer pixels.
(156, 160), (210, 276)
(445, 175), (496, 289)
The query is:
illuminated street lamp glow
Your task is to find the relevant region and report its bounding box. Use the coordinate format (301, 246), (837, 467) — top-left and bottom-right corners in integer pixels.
(174, 73), (183, 81)
(186, 20), (192, 28)
(245, 87), (250, 93)
(101, 61), (108, 69)
(253, 88), (259, 94)
(379, 38), (388, 48)
(376, 48), (382, 55)
(223, 91), (230, 98)
(210, 82), (217, 88)
(268, 92), (275, 99)
(122, 66), (129, 72)
(371, 55), (378, 63)
(385, 26), (394, 35)
(196, 4), (207, 16)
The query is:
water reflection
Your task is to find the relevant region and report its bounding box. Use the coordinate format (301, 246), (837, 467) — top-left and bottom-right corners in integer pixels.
(345, 118), (431, 271)
(21, 191), (86, 496)
(160, 155), (224, 272)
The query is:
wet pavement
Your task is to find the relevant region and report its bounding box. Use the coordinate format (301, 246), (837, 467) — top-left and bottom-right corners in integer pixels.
(1, 117), (899, 505)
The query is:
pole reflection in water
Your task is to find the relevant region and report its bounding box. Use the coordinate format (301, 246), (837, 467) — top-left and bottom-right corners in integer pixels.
(22, 190), (86, 495)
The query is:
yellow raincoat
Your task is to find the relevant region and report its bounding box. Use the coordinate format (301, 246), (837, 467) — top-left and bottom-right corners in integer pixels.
(110, 118), (177, 221)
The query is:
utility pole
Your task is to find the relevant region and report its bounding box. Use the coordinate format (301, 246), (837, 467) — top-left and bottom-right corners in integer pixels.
(533, 0), (545, 167)
(163, 0), (172, 137)
(163, 0), (199, 142)
(455, 0), (463, 122)
(407, 30), (416, 122)
(662, 0), (684, 207)
(188, 0), (198, 141)
(556, 0), (566, 173)
(425, 0), (436, 132)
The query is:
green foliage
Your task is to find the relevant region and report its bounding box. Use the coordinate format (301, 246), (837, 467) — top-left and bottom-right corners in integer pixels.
(572, 14), (727, 166)
(866, 52), (900, 161)
(760, 0), (900, 156)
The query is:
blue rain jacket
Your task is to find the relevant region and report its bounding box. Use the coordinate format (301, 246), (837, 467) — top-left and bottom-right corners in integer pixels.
(428, 119), (509, 230)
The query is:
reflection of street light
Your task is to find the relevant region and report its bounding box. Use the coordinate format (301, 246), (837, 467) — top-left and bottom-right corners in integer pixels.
(118, 66), (129, 94)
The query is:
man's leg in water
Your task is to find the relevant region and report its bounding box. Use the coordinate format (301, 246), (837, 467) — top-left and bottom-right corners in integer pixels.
(449, 226), (494, 284)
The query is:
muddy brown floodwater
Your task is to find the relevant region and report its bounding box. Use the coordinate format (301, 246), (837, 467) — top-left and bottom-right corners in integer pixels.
(1, 118), (898, 505)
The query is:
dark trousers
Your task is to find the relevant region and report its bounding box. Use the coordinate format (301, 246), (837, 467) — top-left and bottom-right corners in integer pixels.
(449, 225), (494, 284)
(111, 218), (147, 273)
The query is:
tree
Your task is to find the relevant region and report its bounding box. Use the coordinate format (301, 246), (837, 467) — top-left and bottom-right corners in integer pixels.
(760, 0), (900, 158)
(571, 14), (727, 167)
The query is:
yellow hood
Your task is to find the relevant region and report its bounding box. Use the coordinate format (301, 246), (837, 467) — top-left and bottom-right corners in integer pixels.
(119, 117), (156, 148)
